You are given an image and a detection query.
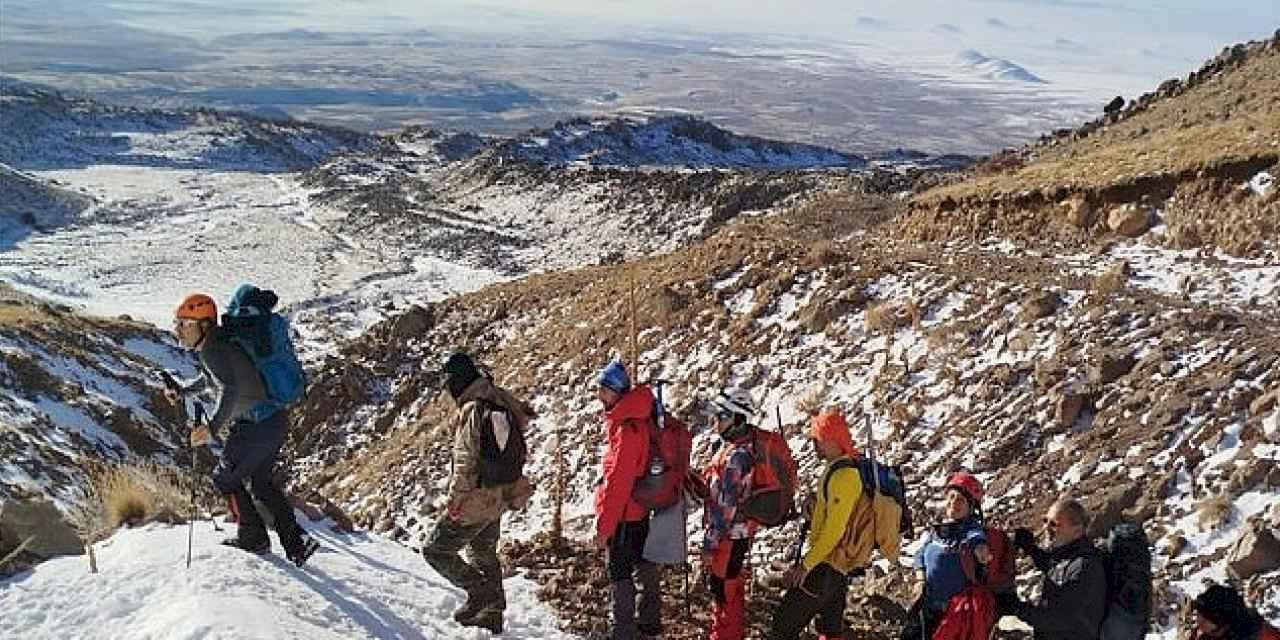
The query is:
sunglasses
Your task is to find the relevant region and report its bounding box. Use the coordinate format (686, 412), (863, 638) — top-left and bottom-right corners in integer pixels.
(172, 318), (202, 330)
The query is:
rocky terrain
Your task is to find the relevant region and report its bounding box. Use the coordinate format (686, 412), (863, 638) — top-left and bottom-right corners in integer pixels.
(300, 115), (964, 275)
(3, 31), (1280, 640)
(0, 283), (195, 506)
(905, 32), (1280, 259)
(277, 35), (1280, 640)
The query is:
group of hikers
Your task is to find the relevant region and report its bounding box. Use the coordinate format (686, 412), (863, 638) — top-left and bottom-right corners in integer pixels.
(165, 287), (1279, 639)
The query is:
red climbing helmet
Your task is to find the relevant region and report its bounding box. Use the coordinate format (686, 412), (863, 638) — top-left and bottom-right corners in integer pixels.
(945, 471), (984, 507)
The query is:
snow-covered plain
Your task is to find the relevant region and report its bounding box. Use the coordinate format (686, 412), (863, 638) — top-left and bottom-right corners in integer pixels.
(0, 521), (573, 640)
(0, 166), (505, 341)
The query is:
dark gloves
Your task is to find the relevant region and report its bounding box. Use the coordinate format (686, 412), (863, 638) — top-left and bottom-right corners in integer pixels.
(994, 589), (1023, 615)
(1013, 527), (1036, 552)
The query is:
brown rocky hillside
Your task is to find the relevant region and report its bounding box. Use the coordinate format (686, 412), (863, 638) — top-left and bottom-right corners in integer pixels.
(289, 180), (1280, 637)
(905, 32), (1280, 258)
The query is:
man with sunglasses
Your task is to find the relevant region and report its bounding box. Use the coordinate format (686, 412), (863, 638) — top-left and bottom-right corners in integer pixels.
(168, 293), (318, 566)
(1003, 498), (1108, 640)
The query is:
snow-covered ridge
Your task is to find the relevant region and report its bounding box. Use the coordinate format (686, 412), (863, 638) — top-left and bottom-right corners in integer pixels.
(484, 114), (865, 169)
(0, 83), (379, 173)
(955, 50), (1047, 84)
(0, 284), (196, 506)
(0, 163), (95, 242)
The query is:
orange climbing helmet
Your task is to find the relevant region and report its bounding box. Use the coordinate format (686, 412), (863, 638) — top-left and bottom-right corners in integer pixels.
(175, 293), (217, 322)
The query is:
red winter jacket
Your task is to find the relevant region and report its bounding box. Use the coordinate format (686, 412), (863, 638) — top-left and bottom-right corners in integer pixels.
(594, 385), (654, 542)
(932, 585), (997, 640)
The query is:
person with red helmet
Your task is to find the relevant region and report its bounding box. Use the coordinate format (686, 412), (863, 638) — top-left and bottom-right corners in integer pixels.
(901, 471), (992, 640)
(168, 291), (318, 566)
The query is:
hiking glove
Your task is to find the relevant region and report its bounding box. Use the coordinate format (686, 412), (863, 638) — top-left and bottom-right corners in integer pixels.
(994, 590), (1022, 614)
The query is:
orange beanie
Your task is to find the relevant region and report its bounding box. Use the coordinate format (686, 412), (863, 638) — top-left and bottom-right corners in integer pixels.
(809, 409), (860, 458)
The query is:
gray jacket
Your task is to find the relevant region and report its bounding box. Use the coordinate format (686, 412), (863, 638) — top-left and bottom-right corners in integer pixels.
(195, 326), (267, 434)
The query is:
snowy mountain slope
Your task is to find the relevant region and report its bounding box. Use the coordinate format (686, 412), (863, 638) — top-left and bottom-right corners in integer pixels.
(0, 163), (95, 244)
(0, 84), (380, 172)
(954, 50), (1047, 84)
(0, 283), (195, 506)
(301, 115), (966, 276)
(484, 115), (864, 169)
(0, 521), (573, 640)
(0, 87), (956, 346)
(285, 197), (1280, 637)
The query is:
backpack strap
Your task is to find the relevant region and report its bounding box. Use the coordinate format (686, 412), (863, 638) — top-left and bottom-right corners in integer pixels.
(822, 458), (860, 501)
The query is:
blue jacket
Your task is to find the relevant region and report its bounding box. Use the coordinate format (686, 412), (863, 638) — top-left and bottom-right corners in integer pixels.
(915, 517), (986, 611)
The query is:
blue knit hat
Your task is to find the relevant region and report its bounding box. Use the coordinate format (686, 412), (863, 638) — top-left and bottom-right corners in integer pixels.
(596, 360), (631, 393)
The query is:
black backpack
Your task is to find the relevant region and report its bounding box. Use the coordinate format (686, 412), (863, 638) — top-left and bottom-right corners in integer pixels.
(474, 400), (527, 487)
(1101, 522), (1153, 636)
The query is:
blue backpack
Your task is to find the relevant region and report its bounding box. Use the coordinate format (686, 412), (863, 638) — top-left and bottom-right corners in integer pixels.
(222, 284), (306, 422)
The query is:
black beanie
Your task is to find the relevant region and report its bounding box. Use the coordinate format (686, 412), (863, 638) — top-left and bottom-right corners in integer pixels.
(1193, 584), (1260, 634)
(443, 352), (481, 401)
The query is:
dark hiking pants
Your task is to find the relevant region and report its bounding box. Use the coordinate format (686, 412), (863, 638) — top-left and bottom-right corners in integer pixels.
(213, 412), (304, 555)
(608, 519), (661, 640)
(422, 516), (506, 611)
(899, 598), (944, 640)
(769, 563), (851, 640)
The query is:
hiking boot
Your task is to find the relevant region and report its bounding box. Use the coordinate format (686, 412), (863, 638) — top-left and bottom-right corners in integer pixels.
(460, 606), (503, 634)
(287, 535), (320, 567)
(453, 593), (488, 624)
(221, 537), (270, 555)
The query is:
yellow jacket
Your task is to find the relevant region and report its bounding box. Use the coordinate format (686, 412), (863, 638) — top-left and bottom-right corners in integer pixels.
(802, 457), (903, 574)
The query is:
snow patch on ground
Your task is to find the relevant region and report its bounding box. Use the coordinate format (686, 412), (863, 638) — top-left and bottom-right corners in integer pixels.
(0, 522), (575, 640)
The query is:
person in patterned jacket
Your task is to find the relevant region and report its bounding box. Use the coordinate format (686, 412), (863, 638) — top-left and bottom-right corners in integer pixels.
(701, 386), (760, 640)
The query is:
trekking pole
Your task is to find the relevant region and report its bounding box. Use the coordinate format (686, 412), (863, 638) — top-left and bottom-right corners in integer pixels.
(187, 402), (208, 569)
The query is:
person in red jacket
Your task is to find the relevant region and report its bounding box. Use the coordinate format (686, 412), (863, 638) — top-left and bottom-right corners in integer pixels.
(593, 360), (662, 640)
(1190, 584), (1280, 640)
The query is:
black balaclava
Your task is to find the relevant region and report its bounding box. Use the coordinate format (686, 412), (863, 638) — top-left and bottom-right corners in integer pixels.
(443, 352), (481, 401)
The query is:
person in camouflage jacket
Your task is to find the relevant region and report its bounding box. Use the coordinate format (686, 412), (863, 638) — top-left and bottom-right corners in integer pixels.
(422, 353), (533, 635)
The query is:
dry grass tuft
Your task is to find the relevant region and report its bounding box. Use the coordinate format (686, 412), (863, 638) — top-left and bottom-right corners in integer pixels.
(69, 463), (192, 540)
(795, 383), (829, 417)
(1195, 494), (1234, 531)
(865, 302), (904, 334)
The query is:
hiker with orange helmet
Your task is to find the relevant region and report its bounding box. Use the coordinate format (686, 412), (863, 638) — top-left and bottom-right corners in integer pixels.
(701, 386), (760, 640)
(168, 292), (318, 566)
(768, 409), (864, 640)
(900, 471), (993, 640)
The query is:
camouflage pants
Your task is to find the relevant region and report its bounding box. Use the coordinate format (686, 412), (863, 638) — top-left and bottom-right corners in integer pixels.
(422, 516), (505, 611)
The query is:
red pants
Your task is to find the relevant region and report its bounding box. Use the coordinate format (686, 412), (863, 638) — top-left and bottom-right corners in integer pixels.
(708, 538), (751, 640)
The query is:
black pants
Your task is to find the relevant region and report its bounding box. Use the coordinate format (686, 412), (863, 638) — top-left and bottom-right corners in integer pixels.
(214, 412), (303, 554)
(607, 519), (661, 640)
(768, 562), (850, 640)
(709, 538), (751, 603)
(899, 598), (943, 640)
